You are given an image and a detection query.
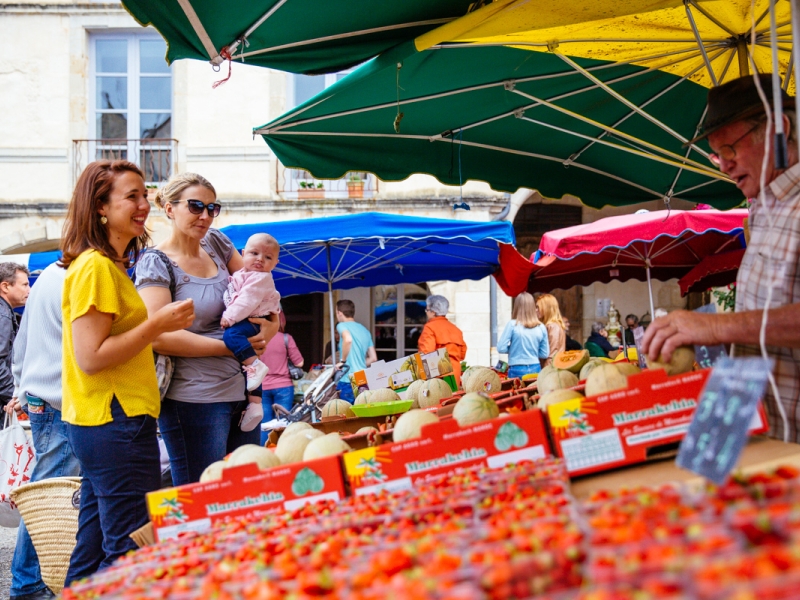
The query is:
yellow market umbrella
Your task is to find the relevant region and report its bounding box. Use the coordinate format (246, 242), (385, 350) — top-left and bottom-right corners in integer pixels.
(415, 0), (794, 93)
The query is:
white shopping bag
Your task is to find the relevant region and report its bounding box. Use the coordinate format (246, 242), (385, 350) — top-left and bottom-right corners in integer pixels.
(0, 412), (36, 527)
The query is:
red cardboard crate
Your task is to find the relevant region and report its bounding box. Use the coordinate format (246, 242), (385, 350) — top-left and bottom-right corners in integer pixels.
(342, 410), (552, 496)
(544, 368), (769, 477)
(146, 456), (346, 542)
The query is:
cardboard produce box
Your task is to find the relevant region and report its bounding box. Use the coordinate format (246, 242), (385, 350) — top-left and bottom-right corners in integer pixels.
(342, 410), (552, 496)
(544, 368), (769, 477)
(146, 456), (346, 542)
(350, 348), (456, 398)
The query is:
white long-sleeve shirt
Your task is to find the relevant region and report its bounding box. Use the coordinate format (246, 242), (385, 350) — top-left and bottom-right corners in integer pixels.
(13, 264), (66, 410)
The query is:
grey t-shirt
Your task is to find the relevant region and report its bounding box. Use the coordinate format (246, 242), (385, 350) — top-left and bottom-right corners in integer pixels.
(135, 228), (245, 404)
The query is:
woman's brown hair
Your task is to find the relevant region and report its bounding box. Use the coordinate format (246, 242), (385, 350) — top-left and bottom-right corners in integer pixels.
(60, 160), (151, 269)
(512, 292), (541, 328)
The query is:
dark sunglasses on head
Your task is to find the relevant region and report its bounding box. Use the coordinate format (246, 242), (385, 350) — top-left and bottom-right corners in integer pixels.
(174, 199), (222, 217)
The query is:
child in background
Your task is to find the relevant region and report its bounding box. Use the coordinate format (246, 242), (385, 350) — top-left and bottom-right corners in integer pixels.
(221, 233), (281, 431)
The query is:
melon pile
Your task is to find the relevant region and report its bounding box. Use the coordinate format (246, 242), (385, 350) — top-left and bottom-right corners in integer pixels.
(199, 422), (352, 482)
(355, 388), (400, 405)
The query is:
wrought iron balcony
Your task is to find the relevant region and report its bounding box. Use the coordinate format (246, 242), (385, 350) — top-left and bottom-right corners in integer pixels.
(277, 167), (377, 199)
(72, 139), (178, 186)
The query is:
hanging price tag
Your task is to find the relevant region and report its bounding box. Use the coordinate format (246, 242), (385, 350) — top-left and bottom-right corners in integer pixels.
(676, 357), (771, 485)
(692, 304), (728, 369)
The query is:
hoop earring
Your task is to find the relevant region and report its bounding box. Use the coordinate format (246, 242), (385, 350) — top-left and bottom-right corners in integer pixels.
(100, 216), (108, 225)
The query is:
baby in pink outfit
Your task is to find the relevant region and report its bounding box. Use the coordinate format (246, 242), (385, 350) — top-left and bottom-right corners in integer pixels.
(221, 233), (282, 432)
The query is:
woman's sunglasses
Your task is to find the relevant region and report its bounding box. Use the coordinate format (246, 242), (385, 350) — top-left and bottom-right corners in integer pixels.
(173, 199), (222, 217)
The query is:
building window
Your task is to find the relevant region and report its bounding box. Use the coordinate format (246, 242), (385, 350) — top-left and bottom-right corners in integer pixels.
(373, 284), (430, 361)
(90, 35), (173, 182)
(288, 71), (351, 108)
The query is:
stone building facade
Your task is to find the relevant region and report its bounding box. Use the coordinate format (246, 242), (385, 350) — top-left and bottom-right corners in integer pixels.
(0, 0), (689, 367)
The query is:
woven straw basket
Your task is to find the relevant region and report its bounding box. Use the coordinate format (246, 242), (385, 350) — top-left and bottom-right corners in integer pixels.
(11, 477), (81, 594)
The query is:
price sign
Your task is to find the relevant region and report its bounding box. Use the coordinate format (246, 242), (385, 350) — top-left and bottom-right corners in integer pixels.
(693, 304), (728, 368)
(676, 357), (771, 485)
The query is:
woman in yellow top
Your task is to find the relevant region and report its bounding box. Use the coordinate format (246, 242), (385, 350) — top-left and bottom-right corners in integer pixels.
(60, 160), (194, 586)
(535, 293), (567, 368)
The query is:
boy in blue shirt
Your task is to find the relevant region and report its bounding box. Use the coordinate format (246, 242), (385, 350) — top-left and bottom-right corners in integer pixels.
(334, 299), (376, 402)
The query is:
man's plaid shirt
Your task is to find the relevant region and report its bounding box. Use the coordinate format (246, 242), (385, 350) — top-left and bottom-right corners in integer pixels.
(735, 162), (800, 442)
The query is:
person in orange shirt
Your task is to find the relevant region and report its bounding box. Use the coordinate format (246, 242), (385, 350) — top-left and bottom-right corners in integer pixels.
(418, 295), (467, 386)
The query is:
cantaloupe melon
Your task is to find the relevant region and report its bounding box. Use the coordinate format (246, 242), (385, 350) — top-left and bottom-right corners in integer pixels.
(405, 379), (427, 408)
(321, 399), (355, 418)
(579, 359), (604, 381)
(646, 345), (696, 376)
(537, 370), (578, 395)
(464, 367), (502, 394)
(393, 409), (439, 442)
(615, 362), (642, 377)
(538, 389), (585, 409)
(460, 367), (476, 390)
(553, 350), (590, 374)
(276, 428), (324, 465)
(302, 433), (352, 461)
(356, 426), (379, 435)
(354, 390), (374, 405)
(282, 422), (313, 438)
(227, 444), (282, 470)
(452, 392), (499, 426)
(585, 363), (629, 397)
(419, 378), (453, 408)
(437, 356), (453, 375)
(199, 460), (227, 483)
(367, 388), (400, 404)
(538, 364), (558, 382)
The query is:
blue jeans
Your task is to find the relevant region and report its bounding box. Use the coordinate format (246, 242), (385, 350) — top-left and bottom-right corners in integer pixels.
(261, 386), (295, 445)
(64, 398), (161, 586)
(222, 320), (260, 363)
(508, 364), (541, 379)
(10, 397), (81, 597)
(159, 398), (259, 486)
(336, 379), (355, 403)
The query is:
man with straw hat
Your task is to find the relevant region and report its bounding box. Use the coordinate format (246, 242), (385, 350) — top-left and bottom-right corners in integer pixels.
(644, 73), (800, 442)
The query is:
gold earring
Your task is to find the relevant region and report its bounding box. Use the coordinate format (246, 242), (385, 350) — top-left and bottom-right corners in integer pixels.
(100, 216), (108, 225)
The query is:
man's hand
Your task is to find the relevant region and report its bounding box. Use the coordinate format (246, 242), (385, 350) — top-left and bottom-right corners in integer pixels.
(4, 398), (21, 416)
(642, 310), (721, 362)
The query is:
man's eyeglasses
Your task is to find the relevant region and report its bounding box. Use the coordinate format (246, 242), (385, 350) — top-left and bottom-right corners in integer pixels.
(173, 199), (222, 217)
(708, 123), (762, 166)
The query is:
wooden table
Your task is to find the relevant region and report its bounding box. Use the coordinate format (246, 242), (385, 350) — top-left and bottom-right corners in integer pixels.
(570, 436), (800, 500)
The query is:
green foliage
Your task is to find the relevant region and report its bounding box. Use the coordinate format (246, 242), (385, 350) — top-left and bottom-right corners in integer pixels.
(713, 284), (736, 313)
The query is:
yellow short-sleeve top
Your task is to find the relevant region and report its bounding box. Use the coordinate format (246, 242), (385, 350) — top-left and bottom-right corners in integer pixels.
(62, 250), (160, 426)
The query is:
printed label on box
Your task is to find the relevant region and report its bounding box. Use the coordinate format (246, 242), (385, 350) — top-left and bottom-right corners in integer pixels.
(147, 456), (346, 542)
(343, 410), (551, 495)
(546, 368), (770, 477)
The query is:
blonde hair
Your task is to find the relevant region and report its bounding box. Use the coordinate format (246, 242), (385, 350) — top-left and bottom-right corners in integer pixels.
(246, 233), (279, 251)
(536, 294), (566, 330)
(512, 292), (541, 328)
(154, 172), (216, 211)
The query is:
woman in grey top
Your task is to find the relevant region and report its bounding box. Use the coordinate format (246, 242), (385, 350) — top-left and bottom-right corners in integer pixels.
(136, 173), (279, 484)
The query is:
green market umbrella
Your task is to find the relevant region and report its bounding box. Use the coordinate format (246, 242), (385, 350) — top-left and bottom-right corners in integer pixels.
(255, 42), (743, 209)
(121, 0), (476, 74)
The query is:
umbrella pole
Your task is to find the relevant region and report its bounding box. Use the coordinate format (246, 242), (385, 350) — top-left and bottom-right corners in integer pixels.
(327, 243), (337, 366)
(793, 0), (800, 146)
(646, 264), (656, 320)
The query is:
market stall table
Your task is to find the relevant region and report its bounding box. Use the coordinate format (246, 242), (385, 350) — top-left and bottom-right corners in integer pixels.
(571, 436), (800, 500)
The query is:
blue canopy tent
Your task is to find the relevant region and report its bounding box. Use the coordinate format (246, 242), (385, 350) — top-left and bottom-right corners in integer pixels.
(220, 212), (526, 363)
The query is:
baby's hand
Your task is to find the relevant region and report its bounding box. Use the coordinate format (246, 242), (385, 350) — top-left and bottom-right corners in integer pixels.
(220, 317), (233, 329)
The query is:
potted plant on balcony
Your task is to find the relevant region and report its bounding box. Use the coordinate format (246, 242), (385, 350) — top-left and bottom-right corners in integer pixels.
(297, 180), (325, 199)
(146, 185), (158, 202)
(346, 173), (364, 198)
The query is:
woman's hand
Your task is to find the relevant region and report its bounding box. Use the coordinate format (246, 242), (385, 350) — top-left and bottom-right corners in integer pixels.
(152, 299), (195, 334)
(4, 398), (21, 416)
(247, 314), (280, 356)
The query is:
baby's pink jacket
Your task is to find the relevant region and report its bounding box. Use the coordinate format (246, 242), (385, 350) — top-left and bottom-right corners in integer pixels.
(222, 270), (281, 323)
